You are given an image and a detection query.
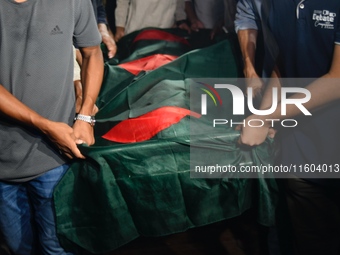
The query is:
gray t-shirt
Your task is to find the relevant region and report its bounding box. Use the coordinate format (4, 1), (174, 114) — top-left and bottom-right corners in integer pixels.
(0, 0), (101, 182)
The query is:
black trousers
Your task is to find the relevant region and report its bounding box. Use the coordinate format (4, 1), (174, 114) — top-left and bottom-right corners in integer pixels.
(283, 176), (340, 255)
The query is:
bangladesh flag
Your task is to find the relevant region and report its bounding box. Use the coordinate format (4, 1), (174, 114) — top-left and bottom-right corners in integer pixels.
(54, 28), (278, 254)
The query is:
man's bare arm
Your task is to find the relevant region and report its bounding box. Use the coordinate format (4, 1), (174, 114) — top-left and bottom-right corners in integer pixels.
(238, 29), (258, 78)
(98, 23), (117, 58)
(0, 85), (85, 159)
(238, 29), (264, 97)
(73, 44), (104, 146)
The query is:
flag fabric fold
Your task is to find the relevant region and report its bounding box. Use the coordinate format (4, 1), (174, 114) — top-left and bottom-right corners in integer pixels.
(102, 106), (201, 143)
(118, 54), (178, 75)
(54, 28), (279, 254)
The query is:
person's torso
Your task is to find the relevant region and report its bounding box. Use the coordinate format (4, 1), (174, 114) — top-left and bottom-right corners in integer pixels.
(0, 0), (101, 182)
(125, 0), (178, 34)
(192, 0), (224, 29)
(268, 0), (340, 78)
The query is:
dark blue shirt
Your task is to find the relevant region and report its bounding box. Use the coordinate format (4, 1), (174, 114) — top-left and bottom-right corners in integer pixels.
(268, 0), (340, 78)
(92, 0), (107, 24)
(267, 0), (340, 181)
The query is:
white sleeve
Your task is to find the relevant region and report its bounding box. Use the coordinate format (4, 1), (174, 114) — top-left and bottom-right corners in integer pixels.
(115, 0), (130, 27)
(175, 0), (187, 21)
(73, 46), (81, 81)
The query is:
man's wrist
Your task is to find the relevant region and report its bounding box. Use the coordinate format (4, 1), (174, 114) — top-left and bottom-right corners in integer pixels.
(74, 114), (96, 126)
(243, 65), (258, 79)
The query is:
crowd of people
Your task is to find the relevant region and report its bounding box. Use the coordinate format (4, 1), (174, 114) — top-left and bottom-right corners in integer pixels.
(1, 0), (340, 254)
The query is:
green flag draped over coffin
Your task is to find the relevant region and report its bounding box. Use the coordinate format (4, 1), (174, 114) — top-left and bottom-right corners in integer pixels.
(54, 29), (278, 254)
